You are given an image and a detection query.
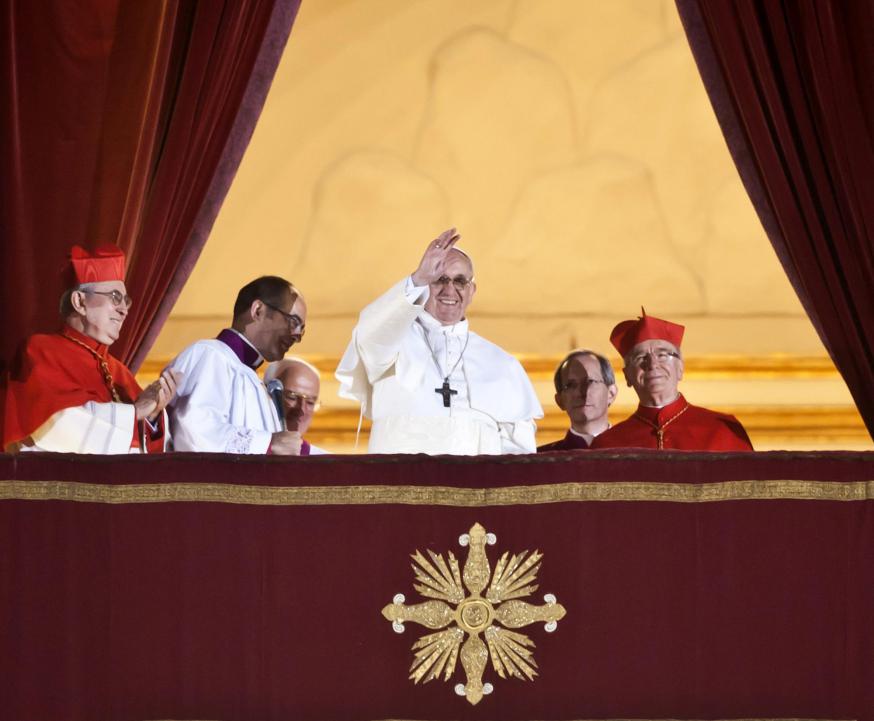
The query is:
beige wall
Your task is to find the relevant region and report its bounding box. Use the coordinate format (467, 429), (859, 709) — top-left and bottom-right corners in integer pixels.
(146, 0), (870, 450)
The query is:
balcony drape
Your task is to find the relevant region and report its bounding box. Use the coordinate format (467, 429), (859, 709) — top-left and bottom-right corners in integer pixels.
(675, 0), (874, 440)
(1, 451), (872, 720)
(0, 0), (300, 374)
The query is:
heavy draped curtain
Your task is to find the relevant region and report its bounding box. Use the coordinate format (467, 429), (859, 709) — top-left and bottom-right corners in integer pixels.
(0, 0), (300, 373)
(676, 0), (874, 439)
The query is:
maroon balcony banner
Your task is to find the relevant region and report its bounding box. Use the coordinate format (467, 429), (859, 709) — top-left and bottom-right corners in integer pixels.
(1, 450), (872, 721)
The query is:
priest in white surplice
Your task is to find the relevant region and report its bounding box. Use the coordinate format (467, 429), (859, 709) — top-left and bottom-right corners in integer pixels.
(167, 276), (307, 454)
(336, 229), (542, 454)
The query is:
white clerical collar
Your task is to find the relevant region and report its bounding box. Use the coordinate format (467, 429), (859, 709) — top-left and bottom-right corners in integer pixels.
(569, 424), (609, 441)
(419, 311), (469, 336)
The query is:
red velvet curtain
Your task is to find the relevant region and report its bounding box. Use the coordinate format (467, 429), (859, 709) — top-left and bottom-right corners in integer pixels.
(675, 0), (874, 440)
(0, 0), (300, 373)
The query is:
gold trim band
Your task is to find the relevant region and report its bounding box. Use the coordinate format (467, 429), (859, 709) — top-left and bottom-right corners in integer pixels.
(1, 479), (872, 506)
(140, 352), (846, 379)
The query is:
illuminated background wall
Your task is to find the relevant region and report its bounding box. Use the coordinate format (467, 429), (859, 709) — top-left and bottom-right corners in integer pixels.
(142, 0), (870, 451)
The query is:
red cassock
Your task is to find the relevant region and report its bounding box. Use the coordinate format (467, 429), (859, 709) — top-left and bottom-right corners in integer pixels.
(2, 326), (164, 452)
(590, 394), (753, 451)
(537, 429), (592, 452)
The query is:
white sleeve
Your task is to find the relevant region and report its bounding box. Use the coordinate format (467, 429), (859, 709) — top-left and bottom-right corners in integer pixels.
(498, 419), (537, 454)
(336, 278), (427, 411)
(168, 345), (273, 454)
(356, 277), (428, 379)
(25, 402), (136, 454)
(402, 275), (430, 304)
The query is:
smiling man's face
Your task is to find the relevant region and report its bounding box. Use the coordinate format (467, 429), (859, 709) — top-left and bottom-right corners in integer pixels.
(251, 291), (307, 362)
(423, 250), (476, 326)
(623, 339), (684, 407)
(75, 280), (130, 345)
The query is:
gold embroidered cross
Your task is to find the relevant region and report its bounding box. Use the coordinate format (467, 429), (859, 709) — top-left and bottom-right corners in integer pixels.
(381, 522), (566, 705)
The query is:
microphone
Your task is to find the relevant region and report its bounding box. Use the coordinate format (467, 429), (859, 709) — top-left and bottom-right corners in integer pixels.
(266, 379), (287, 431)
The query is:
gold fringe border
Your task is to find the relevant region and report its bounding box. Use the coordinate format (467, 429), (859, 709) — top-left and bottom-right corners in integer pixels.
(1, 479), (872, 506)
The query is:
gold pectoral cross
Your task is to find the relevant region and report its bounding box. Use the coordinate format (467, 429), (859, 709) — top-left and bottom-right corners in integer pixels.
(633, 403), (690, 450)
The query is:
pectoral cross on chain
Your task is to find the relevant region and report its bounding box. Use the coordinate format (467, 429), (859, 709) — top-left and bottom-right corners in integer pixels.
(435, 380), (458, 407)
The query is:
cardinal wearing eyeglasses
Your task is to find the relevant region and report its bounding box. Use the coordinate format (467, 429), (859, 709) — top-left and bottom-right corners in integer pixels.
(590, 312), (753, 451)
(2, 245), (179, 453)
(336, 228), (542, 454)
(166, 276), (307, 454)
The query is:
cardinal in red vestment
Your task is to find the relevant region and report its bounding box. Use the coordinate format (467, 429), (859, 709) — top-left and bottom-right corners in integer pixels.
(2, 245), (179, 453)
(590, 312), (753, 452)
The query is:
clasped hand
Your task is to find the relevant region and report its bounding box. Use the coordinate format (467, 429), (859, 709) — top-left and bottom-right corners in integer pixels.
(135, 369), (182, 422)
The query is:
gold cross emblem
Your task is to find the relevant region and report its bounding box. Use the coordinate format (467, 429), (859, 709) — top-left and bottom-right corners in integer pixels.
(381, 522), (567, 705)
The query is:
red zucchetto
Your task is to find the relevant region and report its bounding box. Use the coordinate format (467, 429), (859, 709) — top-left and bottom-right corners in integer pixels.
(69, 244), (126, 285)
(609, 309), (685, 357)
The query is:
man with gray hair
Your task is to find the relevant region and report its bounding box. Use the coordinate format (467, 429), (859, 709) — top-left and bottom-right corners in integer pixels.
(3, 244), (178, 453)
(538, 350), (618, 451)
(263, 357), (327, 455)
(591, 311), (752, 451)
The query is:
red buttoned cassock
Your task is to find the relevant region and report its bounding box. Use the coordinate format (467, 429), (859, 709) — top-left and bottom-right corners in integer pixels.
(590, 310), (753, 452)
(590, 394), (752, 451)
(2, 245), (164, 453)
(3, 326), (164, 453)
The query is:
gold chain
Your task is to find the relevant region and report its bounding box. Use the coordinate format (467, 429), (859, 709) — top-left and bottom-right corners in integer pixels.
(633, 402), (690, 449)
(61, 333), (123, 402)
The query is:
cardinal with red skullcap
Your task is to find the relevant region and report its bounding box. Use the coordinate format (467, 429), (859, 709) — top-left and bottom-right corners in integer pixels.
(590, 310), (753, 452)
(2, 245), (179, 453)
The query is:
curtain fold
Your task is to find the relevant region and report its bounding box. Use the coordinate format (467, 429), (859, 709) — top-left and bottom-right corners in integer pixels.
(1, 0), (301, 374)
(675, 0), (874, 439)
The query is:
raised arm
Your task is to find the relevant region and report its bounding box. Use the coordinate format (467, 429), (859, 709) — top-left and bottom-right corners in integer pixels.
(354, 228), (462, 377)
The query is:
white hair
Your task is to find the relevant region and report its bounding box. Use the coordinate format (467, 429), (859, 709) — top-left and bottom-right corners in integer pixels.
(263, 356), (321, 384)
(59, 282), (97, 316)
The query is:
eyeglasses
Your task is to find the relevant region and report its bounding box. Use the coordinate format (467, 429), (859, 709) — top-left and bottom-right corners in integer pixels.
(82, 289), (133, 309)
(431, 275), (473, 291)
(283, 390), (320, 412)
(628, 348), (680, 367)
(263, 302), (306, 335)
(560, 379), (606, 393)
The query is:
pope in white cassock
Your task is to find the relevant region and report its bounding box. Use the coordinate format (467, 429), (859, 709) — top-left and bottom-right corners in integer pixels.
(336, 229), (543, 454)
(167, 276), (306, 455)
